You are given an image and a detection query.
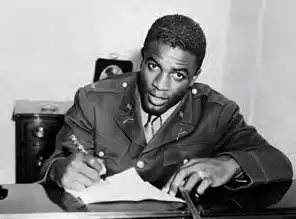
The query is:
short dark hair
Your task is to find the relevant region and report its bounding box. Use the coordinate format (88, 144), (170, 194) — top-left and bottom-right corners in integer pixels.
(143, 14), (207, 70)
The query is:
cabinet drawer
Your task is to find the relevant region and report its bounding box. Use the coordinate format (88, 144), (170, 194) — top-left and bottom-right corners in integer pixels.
(13, 100), (72, 183)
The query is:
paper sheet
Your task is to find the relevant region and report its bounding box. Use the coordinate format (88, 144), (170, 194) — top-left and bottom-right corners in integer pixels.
(66, 168), (184, 204)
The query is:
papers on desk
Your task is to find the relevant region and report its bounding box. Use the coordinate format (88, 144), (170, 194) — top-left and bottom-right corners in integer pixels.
(66, 168), (184, 204)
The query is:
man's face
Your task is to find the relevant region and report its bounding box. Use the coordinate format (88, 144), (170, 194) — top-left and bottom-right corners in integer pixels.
(139, 41), (199, 116)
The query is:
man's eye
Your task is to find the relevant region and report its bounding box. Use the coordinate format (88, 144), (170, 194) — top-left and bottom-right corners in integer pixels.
(148, 63), (158, 70)
(172, 72), (185, 81)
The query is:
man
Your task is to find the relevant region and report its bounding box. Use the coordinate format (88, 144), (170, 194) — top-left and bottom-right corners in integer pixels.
(40, 14), (293, 197)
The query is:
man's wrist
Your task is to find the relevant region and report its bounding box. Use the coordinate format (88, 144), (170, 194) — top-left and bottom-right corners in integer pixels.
(217, 155), (242, 177)
(219, 155), (251, 189)
(48, 158), (67, 187)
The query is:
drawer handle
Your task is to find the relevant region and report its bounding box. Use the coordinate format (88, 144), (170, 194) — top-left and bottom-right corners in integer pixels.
(34, 127), (45, 138)
(35, 156), (44, 167)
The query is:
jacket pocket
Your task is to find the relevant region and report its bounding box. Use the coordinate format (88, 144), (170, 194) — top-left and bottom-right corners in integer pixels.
(94, 132), (130, 165)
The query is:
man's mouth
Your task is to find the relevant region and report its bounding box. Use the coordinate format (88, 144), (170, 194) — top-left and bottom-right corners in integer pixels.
(148, 92), (168, 106)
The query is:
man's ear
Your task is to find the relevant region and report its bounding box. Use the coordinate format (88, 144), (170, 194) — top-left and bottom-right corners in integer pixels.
(140, 48), (145, 67)
(190, 69), (201, 86)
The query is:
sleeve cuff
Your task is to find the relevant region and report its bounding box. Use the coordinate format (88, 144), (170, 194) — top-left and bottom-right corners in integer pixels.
(224, 171), (250, 190)
(36, 157), (66, 185)
(218, 150), (269, 188)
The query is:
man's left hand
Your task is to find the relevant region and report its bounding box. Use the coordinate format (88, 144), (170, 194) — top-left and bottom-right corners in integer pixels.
(162, 156), (241, 196)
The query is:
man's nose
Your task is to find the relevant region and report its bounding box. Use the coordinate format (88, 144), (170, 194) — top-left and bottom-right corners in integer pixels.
(152, 72), (169, 91)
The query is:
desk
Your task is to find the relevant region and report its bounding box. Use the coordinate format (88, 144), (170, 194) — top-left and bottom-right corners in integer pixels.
(0, 183), (189, 218)
(1, 181), (296, 218)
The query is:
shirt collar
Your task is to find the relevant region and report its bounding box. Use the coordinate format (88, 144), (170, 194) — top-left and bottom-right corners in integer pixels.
(137, 90), (180, 126)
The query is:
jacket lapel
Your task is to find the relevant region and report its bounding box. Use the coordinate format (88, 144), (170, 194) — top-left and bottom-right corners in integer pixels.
(113, 74), (146, 147)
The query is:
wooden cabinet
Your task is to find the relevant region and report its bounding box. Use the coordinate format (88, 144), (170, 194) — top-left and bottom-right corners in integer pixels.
(13, 100), (72, 183)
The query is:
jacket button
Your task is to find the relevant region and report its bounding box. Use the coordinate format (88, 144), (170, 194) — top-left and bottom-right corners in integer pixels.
(98, 151), (105, 157)
(126, 103), (132, 110)
(137, 160), (144, 169)
(183, 159), (189, 164)
(192, 88), (197, 95)
(122, 82), (128, 88)
(179, 111), (184, 119)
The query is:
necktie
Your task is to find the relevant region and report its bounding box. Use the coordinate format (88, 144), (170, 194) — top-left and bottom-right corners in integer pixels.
(144, 114), (162, 143)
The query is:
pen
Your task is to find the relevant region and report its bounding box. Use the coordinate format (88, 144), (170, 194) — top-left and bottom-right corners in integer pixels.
(179, 186), (201, 219)
(69, 134), (107, 179)
(69, 134), (88, 154)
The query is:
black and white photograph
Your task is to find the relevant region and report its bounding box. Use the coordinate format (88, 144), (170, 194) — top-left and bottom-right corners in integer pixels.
(0, 0), (295, 218)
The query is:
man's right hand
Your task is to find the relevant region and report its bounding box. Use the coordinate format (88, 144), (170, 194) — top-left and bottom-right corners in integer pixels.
(49, 153), (104, 191)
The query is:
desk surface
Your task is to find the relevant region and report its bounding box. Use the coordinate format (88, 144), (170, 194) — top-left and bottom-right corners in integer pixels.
(0, 183), (189, 218)
(1, 181), (296, 218)
(0, 184), (63, 213)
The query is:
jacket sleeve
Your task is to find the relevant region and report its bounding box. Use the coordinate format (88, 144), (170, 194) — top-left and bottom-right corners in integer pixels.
(39, 87), (96, 182)
(214, 101), (293, 187)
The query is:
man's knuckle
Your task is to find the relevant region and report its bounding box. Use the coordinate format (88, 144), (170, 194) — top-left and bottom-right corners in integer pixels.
(92, 171), (100, 179)
(64, 165), (73, 174)
(81, 177), (92, 186)
(88, 158), (97, 165)
(72, 159), (82, 167)
(68, 164), (77, 173)
(60, 176), (68, 186)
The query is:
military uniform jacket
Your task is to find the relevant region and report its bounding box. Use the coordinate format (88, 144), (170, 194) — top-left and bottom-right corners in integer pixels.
(41, 72), (293, 189)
